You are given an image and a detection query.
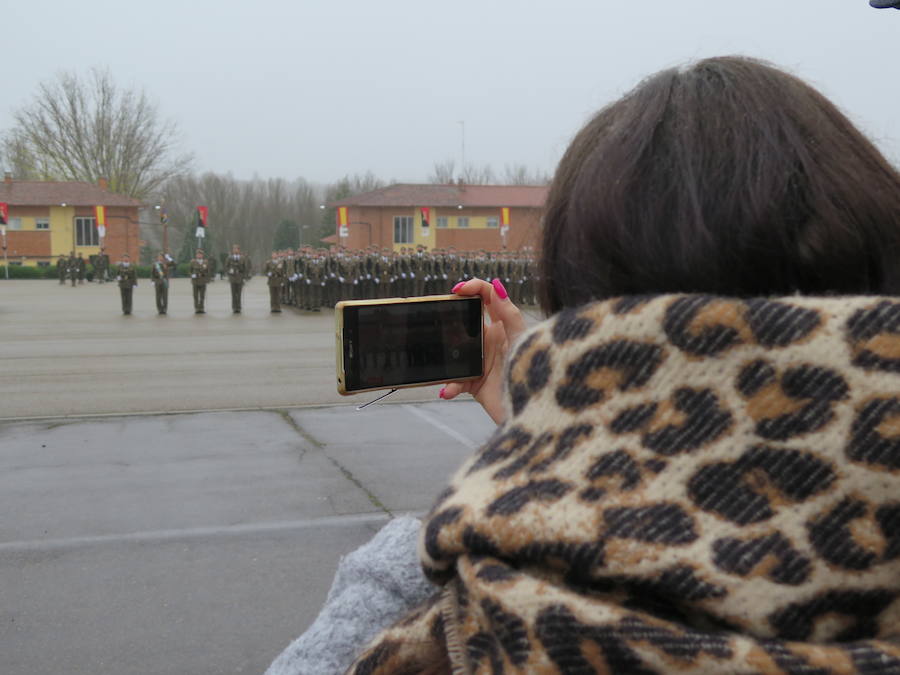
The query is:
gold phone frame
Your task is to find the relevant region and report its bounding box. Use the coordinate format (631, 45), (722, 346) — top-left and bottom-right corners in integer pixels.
(335, 294), (484, 395)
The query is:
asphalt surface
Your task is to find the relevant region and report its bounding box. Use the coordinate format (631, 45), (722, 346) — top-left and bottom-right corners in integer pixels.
(0, 279), (504, 675)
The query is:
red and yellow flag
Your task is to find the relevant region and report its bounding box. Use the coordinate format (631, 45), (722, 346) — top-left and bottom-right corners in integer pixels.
(94, 205), (106, 228)
(0, 202), (8, 225)
(501, 207), (510, 227)
(336, 206), (349, 227)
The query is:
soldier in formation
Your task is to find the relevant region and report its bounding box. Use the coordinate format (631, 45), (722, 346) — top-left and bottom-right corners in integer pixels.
(189, 249), (211, 314)
(264, 251), (286, 313)
(226, 244), (252, 313)
(115, 253), (137, 315)
(91, 247), (110, 283)
(265, 246), (539, 311)
(151, 252), (175, 315)
(57, 254), (68, 284)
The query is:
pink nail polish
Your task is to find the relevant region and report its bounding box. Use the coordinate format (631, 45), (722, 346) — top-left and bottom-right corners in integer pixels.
(439, 386), (446, 399)
(492, 278), (508, 300)
(451, 282), (465, 293)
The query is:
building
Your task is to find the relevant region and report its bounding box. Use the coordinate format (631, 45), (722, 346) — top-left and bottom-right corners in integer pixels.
(0, 173), (143, 268)
(328, 183), (548, 252)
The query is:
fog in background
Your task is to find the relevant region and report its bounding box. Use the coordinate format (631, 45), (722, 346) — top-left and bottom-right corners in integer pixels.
(2, 0), (898, 183)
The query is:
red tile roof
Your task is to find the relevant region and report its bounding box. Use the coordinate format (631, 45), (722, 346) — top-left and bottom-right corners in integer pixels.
(330, 183), (548, 208)
(0, 180), (142, 207)
(3, 231), (52, 257)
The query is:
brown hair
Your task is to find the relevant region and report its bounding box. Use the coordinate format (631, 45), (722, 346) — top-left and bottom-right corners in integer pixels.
(540, 56), (900, 314)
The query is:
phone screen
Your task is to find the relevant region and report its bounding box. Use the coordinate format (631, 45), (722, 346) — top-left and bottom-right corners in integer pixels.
(341, 296), (483, 392)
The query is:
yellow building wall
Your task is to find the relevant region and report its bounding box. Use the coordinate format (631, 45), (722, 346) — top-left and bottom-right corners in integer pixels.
(387, 208), (503, 251)
(50, 206), (74, 257)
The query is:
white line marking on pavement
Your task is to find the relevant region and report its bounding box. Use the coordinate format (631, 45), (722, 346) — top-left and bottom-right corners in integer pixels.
(404, 404), (478, 450)
(0, 512), (395, 554)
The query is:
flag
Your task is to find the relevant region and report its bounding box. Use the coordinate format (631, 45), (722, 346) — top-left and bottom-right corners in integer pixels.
(501, 207), (510, 228)
(0, 202), (7, 225)
(94, 205), (106, 228)
(160, 206), (169, 225)
(336, 206), (348, 227)
(421, 207), (430, 228)
(196, 206), (208, 227)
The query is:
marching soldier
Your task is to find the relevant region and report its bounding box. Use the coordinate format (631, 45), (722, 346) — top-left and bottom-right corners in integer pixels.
(265, 251), (286, 313)
(57, 254), (68, 285)
(226, 244), (250, 313)
(151, 252), (174, 315)
(116, 253), (138, 315)
(189, 249), (211, 314)
(76, 252), (87, 284)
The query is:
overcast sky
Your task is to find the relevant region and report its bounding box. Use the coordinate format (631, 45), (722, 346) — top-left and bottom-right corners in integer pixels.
(2, 0), (898, 185)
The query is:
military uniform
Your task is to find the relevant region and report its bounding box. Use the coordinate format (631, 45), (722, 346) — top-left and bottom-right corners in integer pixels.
(189, 256), (211, 313)
(57, 255), (68, 285)
(226, 253), (250, 313)
(69, 254), (83, 286)
(151, 255), (173, 314)
(265, 257), (286, 312)
(76, 254), (86, 284)
(116, 262), (137, 314)
(94, 251), (110, 283)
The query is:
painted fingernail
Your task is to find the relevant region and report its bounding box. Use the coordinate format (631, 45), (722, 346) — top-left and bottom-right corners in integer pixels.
(451, 282), (465, 293)
(439, 386), (447, 399)
(492, 278), (508, 300)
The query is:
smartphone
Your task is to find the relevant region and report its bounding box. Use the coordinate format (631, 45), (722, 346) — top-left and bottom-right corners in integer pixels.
(336, 295), (483, 395)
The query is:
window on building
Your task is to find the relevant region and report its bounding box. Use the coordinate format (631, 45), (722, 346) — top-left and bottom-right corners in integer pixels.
(9, 261), (23, 266)
(486, 216), (499, 228)
(436, 216), (448, 228)
(36, 218), (50, 230)
(37, 261), (50, 267)
(7, 218), (22, 230)
(393, 215), (414, 244)
(75, 217), (99, 246)
(457, 216), (469, 228)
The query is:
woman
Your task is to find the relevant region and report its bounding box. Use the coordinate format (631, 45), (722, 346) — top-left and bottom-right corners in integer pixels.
(279, 55), (900, 674)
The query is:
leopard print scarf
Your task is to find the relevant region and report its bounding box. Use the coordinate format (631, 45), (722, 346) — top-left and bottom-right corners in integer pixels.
(349, 295), (900, 674)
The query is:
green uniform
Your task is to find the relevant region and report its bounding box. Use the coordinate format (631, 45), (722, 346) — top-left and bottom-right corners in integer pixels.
(226, 254), (250, 313)
(94, 253), (110, 283)
(116, 263), (137, 314)
(265, 259), (286, 312)
(190, 258), (211, 313)
(151, 258), (172, 314)
(57, 256), (68, 284)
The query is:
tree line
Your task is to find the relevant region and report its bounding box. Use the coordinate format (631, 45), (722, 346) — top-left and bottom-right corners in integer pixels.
(2, 69), (550, 264)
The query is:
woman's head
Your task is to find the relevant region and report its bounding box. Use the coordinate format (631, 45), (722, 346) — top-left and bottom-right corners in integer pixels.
(540, 56), (900, 314)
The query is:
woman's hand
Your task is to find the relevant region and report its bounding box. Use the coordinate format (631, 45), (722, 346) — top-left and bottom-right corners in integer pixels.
(440, 278), (526, 425)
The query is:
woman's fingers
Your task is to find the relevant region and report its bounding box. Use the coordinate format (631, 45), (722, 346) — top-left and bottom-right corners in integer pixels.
(453, 277), (526, 343)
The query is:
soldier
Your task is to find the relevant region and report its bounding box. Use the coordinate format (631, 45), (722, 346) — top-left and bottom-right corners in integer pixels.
(57, 254), (68, 285)
(189, 249), (211, 314)
(265, 251), (286, 313)
(115, 253), (138, 315)
(151, 252), (174, 315)
(94, 247), (110, 283)
(226, 244), (250, 313)
(68, 250), (79, 286)
(76, 252), (87, 284)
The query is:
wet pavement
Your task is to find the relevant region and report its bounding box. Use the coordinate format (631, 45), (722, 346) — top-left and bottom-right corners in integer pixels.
(0, 279), (502, 675)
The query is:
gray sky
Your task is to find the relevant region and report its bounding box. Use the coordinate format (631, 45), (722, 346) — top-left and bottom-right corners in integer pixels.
(3, 0), (898, 184)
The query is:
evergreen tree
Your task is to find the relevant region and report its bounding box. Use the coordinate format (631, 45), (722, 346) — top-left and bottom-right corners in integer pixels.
(272, 219), (300, 250)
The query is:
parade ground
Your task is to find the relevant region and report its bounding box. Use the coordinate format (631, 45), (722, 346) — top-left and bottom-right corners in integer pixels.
(0, 279), (505, 675)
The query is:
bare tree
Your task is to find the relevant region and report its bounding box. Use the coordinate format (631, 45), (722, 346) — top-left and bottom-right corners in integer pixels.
(460, 163), (496, 185)
(1, 68), (192, 198)
(160, 172), (323, 263)
(502, 163), (551, 185)
(428, 159), (456, 183)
